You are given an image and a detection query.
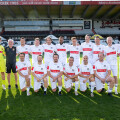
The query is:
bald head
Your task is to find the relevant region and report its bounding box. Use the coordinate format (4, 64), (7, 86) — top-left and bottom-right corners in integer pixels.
(106, 36), (113, 46)
(83, 55), (88, 64)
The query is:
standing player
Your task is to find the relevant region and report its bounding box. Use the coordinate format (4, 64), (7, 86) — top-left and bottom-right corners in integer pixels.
(16, 53), (31, 96)
(68, 37), (81, 67)
(93, 36), (105, 64)
(32, 55), (48, 95)
(42, 37), (56, 68)
(5, 39), (18, 89)
(81, 34), (94, 64)
(104, 36), (119, 94)
(56, 36), (68, 67)
(78, 55), (95, 97)
(17, 37), (30, 62)
(47, 54), (63, 95)
(30, 38), (44, 65)
(94, 52), (114, 96)
(0, 36), (6, 90)
(63, 57), (79, 95)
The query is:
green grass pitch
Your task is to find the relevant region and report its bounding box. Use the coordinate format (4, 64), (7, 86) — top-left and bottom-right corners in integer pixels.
(0, 57), (120, 120)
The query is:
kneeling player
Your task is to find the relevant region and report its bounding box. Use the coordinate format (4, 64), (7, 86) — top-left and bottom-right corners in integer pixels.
(94, 52), (114, 97)
(78, 55), (95, 97)
(63, 57), (79, 95)
(47, 54), (63, 95)
(16, 53), (31, 96)
(32, 55), (48, 95)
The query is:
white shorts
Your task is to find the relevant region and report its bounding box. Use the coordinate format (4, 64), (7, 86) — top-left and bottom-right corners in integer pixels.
(110, 65), (118, 76)
(79, 77), (87, 91)
(64, 78), (72, 89)
(95, 77), (103, 91)
(19, 76), (26, 89)
(50, 78), (57, 90)
(34, 78), (43, 91)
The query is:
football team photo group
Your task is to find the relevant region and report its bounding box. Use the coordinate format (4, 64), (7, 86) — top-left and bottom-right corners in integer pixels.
(0, 35), (119, 97)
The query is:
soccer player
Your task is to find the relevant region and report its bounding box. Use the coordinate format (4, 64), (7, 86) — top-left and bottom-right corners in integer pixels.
(5, 39), (18, 89)
(63, 57), (79, 95)
(32, 55), (48, 95)
(56, 36), (69, 66)
(30, 38), (44, 65)
(17, 37), (30, 62)
(78, 55), (95, 97)
(68, 37), (81, 67)
(0, 36), (6, 90)
(104, 36), (118, 94)
(93, 36), (105, 64)
(93, 52), (114, 97)
(47, 53), (63, 95)
(81, 34), (94, 64)
(42, 37), (56, 68)
(16, 53), (31, 96)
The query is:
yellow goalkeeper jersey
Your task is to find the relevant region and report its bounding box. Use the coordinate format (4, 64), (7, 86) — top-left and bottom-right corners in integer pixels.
(0, 45), (5, 60)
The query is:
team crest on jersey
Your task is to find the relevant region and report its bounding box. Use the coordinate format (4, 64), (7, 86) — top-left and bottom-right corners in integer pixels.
(112, 47), (115, 50)
(23, 63), (26, 66)
(99, 48), (101, 50)
(51, 47), (53, 49)
(63, 45), (65, 47)
(25, 48), (27, 50)
(89, 45), (91, 47)
(39, 49), (41, 51)
(72, 69), (74, 72)
(76, 47), (78, 50)
(41, 68), (43, 70)
(57, 66), (59, 68)
(7, 48), (9, 51)
(12, 48), (15, 51)
(87, 68), (89, 70)
(104, 65), (106, 67)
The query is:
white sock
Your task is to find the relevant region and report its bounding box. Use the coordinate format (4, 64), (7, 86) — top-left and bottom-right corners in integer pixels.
(115, 84), (118, 92)
(108, 88), (113, 93)
(103, 84), (105, 88)
(75, 81), (79, 92)
(58, 86), (62, 92)
(27, 87), (30, 93)
(107, 84), (110, 91)
(91, 81), (95, 93)
(44, 87), (47, 92)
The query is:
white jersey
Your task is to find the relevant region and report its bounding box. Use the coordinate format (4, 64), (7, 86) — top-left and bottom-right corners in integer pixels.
(68, 45), (81, 66)
(16, 61), (31, 76)
(42, 44), (56, 63)
(81, 42), (94, 63)
(56, 43), (68, 65)
(17, 45), (30, 62)
(104, 44), (119, 65)
(47, 61), (63, 77)
(64, 63), (78, 77)
(79, 63), (94, 76)
(93, 44), (105, 64)
(93, 60), (111, 78)
(30, 45), (44, 64)
(32, 63), (47, 78)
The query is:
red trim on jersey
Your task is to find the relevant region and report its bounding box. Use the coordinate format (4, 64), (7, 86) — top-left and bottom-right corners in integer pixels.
(83, 48), (92, 51)
(63, 67), (65, 71)
(70, 51), (79, 54)
(45, 49), (53, 53)
(32, 52), (42, 55)
(97, 69), (106, 72)
(0, 51), (3, 53)
(31, 67), (34, 70)
(47, 66), (49, 70)
(81, 72), (90, 75)
(67, 72), (75, 75)
(93, 51), (100, 54)
(20, 67), (27, 71)
(22, 51), (28, 54)
(107, 51), (116, 56)
(16, 65), (18, 69)
(50, 70), (60, 73)
(35, 71), (44, 74)
(93, 65), (95, 69)
(78, 68), (80, 72)
(57, 49), (66, 51)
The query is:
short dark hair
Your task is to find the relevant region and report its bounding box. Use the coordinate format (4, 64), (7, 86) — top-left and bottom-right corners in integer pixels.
(59, 36), (63, 39)
(20, 37), (25, 40)
(53, 53), (59, 58)
(69, 56), (74, 61)
(98, 52), (104, 57)
(37, 55), (43, 58)
(85, 34), (91, 38)
(19, 53), (25, 57)
(95, 36), (100, 39)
